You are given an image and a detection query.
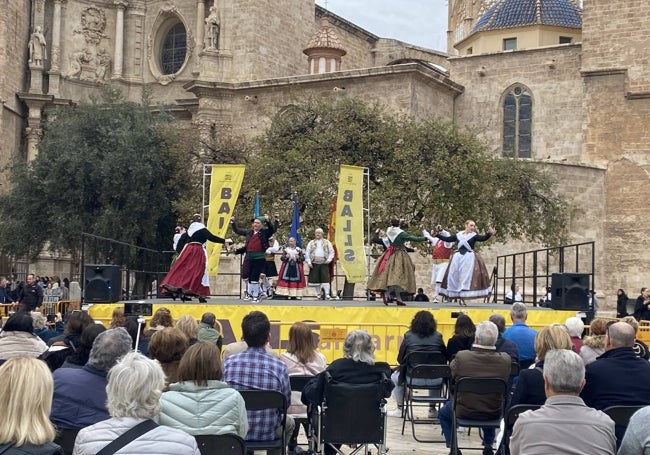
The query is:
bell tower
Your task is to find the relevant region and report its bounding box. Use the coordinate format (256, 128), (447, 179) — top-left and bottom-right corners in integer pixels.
(447, 0), (494, 54)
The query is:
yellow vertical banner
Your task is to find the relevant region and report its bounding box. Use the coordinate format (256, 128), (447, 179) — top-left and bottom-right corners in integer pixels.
(207, 165), (246, 275)
(335, 165), (367, 283)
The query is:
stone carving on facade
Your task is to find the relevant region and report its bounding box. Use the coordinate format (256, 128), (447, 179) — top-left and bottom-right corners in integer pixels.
(28, 26), (48, 67)
(65, 7), (113, 82)
(147, 5), (195, 85)
(205, 5), (220, 50)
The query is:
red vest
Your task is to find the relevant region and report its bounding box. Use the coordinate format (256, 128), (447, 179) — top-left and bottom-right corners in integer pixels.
(432, 240), (452, 260)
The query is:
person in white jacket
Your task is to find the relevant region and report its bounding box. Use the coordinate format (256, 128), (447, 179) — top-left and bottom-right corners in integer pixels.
(158, 341), (248, 437)
(72, 352), (200, 455)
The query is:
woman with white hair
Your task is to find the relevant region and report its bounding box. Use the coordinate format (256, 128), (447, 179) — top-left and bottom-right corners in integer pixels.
(72, 352), (199, 455)
(301, 329), (393, 405)
(0, 357), (63, 454)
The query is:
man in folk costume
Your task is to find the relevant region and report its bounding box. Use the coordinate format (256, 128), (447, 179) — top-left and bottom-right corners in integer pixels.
(231, 215), (276, 303)
(436, 220), (495, 305)
(367, 218), (427, 306)
(422, 224), (453, 304)
(305, 228), (335, 300)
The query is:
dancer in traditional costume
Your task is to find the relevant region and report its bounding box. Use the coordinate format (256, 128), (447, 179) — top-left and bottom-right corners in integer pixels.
(275, 237), (307, 299)
(436, 220), (495, 305)
(422, 224), (452, 304)
(162, 214), (225, 302)
(230, 215), (276, 302)
(367, 219), (427, 306)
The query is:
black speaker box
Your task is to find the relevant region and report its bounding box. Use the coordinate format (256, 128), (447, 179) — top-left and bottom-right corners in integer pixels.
(85, 264), (121, 303)
(550, 272), (589, 310)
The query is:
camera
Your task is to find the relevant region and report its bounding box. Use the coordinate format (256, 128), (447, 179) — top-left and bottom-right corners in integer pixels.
(124, 301), (153, 317)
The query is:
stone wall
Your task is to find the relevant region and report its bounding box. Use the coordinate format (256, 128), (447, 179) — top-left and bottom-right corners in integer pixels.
(449, 44), (583, 161)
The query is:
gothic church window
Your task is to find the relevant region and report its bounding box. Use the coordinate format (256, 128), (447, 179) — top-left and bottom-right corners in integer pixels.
(160, 22), (187, 75)
(502, 85), (532, 158)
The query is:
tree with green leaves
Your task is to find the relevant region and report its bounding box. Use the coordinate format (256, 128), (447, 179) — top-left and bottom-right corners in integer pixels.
(238, 97), (569, 248)
(0, 87), (193, 292)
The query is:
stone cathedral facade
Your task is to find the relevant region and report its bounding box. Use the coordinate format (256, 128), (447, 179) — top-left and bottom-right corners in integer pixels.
(1, 0), (649, 304)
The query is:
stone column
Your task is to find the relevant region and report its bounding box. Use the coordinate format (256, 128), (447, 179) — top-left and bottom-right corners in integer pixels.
(194, 0), (206, 74)
(48, 0), (65, 96)
(112, 0), (129, 78)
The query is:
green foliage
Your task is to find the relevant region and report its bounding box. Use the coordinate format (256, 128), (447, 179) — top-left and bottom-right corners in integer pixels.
(239, 97), (569, 247)
(0, 86), (191, 259)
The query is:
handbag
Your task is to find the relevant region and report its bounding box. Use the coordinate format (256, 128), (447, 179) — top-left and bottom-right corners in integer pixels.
(96, 420), (158, 455)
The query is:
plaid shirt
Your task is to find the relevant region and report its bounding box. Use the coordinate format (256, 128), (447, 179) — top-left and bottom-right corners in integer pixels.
(223, 347), (291, 441)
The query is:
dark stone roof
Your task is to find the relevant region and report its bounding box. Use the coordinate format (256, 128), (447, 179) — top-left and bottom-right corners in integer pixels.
(473, 0), (582, 33)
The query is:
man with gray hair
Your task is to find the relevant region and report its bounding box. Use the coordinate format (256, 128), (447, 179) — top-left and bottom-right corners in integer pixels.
(502, 302), (537, 368)
(438, 321), (511, 455)
(305, 228), (335, 300)
(51, 327), (133, 429)
(510, 349), (616, 454)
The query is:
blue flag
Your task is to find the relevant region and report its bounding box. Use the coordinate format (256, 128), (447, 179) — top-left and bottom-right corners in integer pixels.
(253, 191), (260, 219)
(289, 193), (302, 248)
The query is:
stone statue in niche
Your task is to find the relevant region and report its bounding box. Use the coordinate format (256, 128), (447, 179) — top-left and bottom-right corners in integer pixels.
(28, 26), (47, 66)
(205, 5), (220, 49)
(95, 48), (112, 81)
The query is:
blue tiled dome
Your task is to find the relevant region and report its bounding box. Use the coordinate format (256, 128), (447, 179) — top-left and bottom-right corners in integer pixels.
(473, 0), (582, 33)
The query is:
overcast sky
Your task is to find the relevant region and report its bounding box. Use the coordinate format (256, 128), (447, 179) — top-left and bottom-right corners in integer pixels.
(315, 0), (449, 52)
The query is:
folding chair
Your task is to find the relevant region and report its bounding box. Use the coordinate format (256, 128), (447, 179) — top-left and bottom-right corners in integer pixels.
(450, 377), (509, 454)
(309, 372), (388, 455)
(603, 404), (646, 446)
(495, 404), (540, 455)
(194, 434), (246, 455)
(399, 351), (450, 443)
(289, 375), (314, 450)
(239, 389), (288, 455)
(53, 428), (80, 455)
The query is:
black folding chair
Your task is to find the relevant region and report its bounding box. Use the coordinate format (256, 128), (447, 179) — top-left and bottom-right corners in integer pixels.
(309, 372), (388, 455)
(495, 404), (540, 455)
(194, 434), (246, 455)
(53, 428), (80, 455)
(401, 360), (451, 443)
(289, 375), (314, 450)
(450, 377), (509, 455)
(603, 404), (646, 447)
(239, 389), (288, 455)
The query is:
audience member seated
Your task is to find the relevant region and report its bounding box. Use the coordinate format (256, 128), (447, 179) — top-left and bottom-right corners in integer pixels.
(446, 313), (475, 360)
(620, 316), (650, 360)
(149, 327), (189, 387)
(51, 327), (133, 430)
(617, 405), (650, 454)
(32, 312), (58, 344)
(438, 321), (511, 455)
(502, 303), (537, 369)
(389, 311), (447, 418)
(488, 314), (519, 366)
(143, 307), (174, 340)
(159, 342), (248, 437)
(413, 288), (430, 302)
(60, 324), (106, 369)
(0, 357), (63, 455)
(42, 310), (94, 371)
(280, 322), (327, 453)
(579, 318), (607, 365)
(301, 329), (394, 455)
(197, 312), (223, 350)
(565, 317), (584, 353)
(0, 311), (48, 361)
(509, 325), (572, 409)
(109, 307), (125, 329)
(72, 352), (200, 455)
(510, 349), (616, 455)
(223, 311), (294, 454)
(581, 322), (650, 411)
(124, 316), (149, 356)
(175, 315), (200, 346)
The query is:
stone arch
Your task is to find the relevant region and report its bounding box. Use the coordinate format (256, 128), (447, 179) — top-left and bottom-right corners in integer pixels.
(499, 83), (534, 158)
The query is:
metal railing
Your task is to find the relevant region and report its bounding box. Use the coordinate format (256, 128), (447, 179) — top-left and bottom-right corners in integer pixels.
(493, 241), (595, 306)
